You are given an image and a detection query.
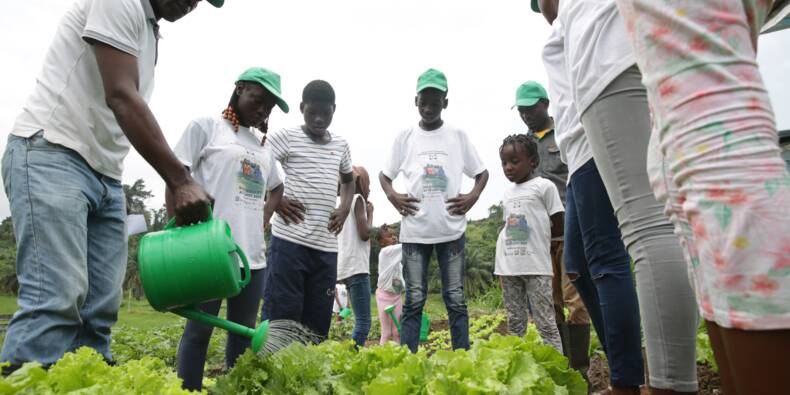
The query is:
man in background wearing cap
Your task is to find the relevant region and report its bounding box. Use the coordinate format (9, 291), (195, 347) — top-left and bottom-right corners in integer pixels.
(1, 0), (222, 371)
(380, 68), (489, 352)
(513, 80), (591, 381)
(167, 67), (287, 391)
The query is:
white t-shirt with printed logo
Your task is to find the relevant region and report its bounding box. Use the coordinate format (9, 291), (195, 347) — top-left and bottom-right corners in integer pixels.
(495, 177), (564, 276)
(12, 0), (158, 180)
(174, 116), (282, 270)
(382, 124), (486, 244)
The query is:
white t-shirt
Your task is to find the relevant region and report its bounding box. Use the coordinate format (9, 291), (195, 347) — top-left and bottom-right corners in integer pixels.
(560, 0), (635, 116)
(173, 116), (282, 270)
(377, 244), (405, 294)
(495, 177), (564, 276)
(382, 124), (486, 244)
(333, 284), (348, 313)
(337, 194), (371, 281)
(267, 126), (353, 253)
(542, 18), (593, 178)
(12, 0), (158, 180)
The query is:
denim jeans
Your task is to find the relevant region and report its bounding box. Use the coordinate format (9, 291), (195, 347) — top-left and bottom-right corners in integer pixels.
(262, 236), (337, 338)
(564, 159), (645, 387)
(0, 133), (127, 366)
(177, 268), (265, 391)
(342, 273), (371, 347)
(401, 236), (467, 352)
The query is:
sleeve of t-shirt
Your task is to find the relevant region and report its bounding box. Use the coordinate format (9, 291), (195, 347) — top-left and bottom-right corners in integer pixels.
(339, 140), (353, 175)
(543, 181), (565, 215)
(381, 130), (404, 180)
(173, 119), (210, 169)
(266, 128), (290, 164)
(264, 151), (283, 191)
(458, 130), (487, 178)
(82, 0), (145, 57)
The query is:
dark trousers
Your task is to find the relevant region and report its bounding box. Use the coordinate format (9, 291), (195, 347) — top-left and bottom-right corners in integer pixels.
(564, 159), (645, 387)
(262, 236), (337, 338)
(342, 273), (372, 347)
(176, 268), (266, 391)
(401, 236), (468, 352)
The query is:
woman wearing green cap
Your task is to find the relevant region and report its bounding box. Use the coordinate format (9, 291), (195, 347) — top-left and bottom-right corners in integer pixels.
(167, 67), (289, 391)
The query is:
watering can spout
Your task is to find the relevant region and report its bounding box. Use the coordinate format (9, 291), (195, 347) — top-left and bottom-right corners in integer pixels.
(173, 307), (269, 352)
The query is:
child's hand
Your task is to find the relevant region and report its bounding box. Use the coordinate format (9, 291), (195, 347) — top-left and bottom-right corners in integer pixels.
(446, 192), (480, 216)
(387, 192), (420, 216)
(276, 197), (306, 225)
(328, 207), (350, 234)
(366, 201), (374, 216)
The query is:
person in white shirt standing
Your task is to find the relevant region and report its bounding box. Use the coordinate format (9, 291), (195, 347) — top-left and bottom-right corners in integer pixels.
(380, 69), (489, 352)
(496, 134), (565, 352)
(537, 1), (644, 392)
(337, 166), (374, 347)
(0, 0), (218, 372)
(168, 67), (287, 391)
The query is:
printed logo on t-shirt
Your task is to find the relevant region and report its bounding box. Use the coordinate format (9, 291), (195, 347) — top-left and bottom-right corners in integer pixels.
(235, 154), (266, 209)
(506, 214), (530, 244)
(504, 197), (535, 257)
(418, 150), (449, 199)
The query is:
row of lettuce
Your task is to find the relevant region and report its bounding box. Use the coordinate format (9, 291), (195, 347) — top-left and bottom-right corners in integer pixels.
(0, 327), (586, 394)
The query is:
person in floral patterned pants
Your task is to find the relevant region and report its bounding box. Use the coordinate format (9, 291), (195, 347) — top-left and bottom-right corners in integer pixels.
(615, 1), (790, 393)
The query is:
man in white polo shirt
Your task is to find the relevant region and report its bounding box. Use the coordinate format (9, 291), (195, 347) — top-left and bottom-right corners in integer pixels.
(1, 0), (221, 371)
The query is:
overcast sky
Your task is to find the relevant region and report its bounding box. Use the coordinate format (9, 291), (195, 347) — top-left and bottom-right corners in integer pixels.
(1, 1), (788, 226)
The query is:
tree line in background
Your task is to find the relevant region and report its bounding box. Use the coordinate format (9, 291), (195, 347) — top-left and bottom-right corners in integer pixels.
(0, 179), (503, 299)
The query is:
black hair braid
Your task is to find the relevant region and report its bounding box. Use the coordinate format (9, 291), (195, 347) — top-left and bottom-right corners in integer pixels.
(500, 133), (540, 168)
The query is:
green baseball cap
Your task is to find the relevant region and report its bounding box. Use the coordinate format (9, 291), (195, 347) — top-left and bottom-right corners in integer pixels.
(207, 0), (224, 8)
(513, 81), (548, 109)
(416, 68), (448, 93)
(237, 67), (289, 113)
(531, 0), (540, 13)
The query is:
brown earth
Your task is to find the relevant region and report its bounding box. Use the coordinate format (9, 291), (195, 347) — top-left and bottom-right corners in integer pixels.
(588, 352), (722, 394)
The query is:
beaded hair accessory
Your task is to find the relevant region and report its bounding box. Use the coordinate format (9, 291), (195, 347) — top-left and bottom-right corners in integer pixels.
(222, 105), (269, 146)
(222, 105), (240, 132)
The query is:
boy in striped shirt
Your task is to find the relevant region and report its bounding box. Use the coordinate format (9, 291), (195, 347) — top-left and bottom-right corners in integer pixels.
(262, 80), (355, 338)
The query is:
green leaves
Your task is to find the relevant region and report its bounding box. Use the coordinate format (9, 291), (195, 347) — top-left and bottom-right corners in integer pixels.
(0, 348), (191, 395)
(214, 327), (587, 395)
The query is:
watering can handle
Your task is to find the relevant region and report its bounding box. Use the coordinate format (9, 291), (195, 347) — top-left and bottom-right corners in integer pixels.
(164, 205), (213, 229)
(234, 242), (251, 288)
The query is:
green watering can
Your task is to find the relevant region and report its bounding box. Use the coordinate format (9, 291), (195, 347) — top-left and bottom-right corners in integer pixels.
(384, 305), (430, 342)
(137, 208), (269, 352)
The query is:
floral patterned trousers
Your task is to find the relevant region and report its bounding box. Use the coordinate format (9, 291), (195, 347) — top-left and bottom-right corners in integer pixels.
(616, 0), (790, 329)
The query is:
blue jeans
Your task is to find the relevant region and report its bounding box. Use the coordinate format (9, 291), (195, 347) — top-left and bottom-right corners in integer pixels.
(0, 133), (127, 366)
(401, 236), (467, 352)
(177, 268), (265, 391)
(564, 159), (644, 387)
(342, 273), (371, 347)
(262, 236), (337, 338)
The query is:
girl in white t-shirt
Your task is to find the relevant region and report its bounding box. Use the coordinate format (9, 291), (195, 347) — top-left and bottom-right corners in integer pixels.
(375, 225), (404, 345)
(496, 134), (564, 352)
(168, 68), (288, 392)
(336, 166), (374, 346)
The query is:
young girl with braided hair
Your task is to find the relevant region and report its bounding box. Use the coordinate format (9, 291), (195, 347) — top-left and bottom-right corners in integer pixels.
(496, 133), (565, 352)
(166, 67), (289, 391)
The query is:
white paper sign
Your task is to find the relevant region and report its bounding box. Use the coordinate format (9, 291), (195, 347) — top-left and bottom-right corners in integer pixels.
(126, 214), (148, 237)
